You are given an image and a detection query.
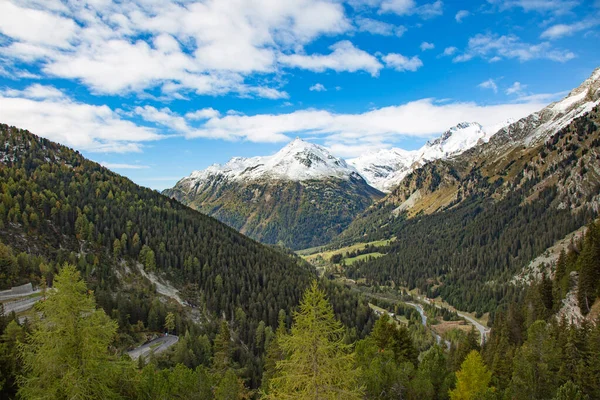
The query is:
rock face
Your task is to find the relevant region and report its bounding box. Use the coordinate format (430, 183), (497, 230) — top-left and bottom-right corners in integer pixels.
(164, 139), (383, 250)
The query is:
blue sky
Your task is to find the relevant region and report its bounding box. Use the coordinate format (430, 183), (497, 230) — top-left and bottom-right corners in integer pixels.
(0, 0), (598, 189)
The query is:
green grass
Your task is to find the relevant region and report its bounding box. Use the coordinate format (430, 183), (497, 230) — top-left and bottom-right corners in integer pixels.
(299, 238), (395, 264)
(345, 252), (384, 265)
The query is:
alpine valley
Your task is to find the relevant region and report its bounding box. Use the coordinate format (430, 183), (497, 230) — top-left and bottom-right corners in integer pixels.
(164, 120), (504, 249)
(1, 4), (600, 396)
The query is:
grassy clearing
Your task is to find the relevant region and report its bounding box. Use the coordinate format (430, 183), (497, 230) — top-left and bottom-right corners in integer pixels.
(299, 238), (395, 264)
(345, 252), (384, 265)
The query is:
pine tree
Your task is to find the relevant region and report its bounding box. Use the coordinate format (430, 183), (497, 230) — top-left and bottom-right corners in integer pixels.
(213, 320), (232, 374)
(449, 350), (493, 400)
(267, 281), (363, 399)
(553, 381), (589, 400)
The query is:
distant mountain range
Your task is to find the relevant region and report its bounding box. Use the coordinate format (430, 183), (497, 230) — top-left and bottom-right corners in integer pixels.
(332, 67), (600, 313)
(163, 139), (383, 250)
(165, 68), (600, 251)
(164, 115), (509, 249)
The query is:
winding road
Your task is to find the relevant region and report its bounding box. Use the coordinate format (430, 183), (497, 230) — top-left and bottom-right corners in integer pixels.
(406, 302), (450, 348)
(127, 335), (179, 361)
(3, 297), (41, 314)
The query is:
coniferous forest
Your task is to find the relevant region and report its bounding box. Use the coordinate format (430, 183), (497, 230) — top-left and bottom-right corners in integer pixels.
(0, 103), (599, 398)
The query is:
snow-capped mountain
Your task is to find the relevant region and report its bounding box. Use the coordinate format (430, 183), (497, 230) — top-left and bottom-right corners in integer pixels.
(347, 148), (415, 193)
(184, 137), (360, 185)
(336, 67), (600, 246)
(349, 121), (501, 192)
(487, 67), (600, 151)
(164, 138), (383, 250)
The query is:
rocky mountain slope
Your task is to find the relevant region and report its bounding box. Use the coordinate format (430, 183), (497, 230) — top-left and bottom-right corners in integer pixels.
(331, 68), (600, 313)
(348, 121), (503, 192)
(164, 139), (383, 250)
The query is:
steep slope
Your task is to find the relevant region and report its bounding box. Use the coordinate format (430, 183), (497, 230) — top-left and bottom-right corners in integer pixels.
(164, 139), (384, 250)
(0, 123), (315, 330)
(349, 122), (500, 192)
(333, 69), (600, 314)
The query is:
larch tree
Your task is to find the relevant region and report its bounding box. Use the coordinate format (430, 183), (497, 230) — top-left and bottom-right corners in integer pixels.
(267, 281), (363, 400)
(18, 264), (132, 400)
(449, 350), (493, 400)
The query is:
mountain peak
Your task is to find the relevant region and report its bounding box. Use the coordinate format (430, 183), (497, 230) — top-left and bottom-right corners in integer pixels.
(184, 138), (359, 184)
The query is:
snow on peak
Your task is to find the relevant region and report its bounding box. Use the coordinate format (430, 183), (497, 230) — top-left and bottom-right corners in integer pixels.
(350, 121), (497, 192)
(503, 67), (600, 146)
(422, 122), (487, 159)
(185, 138), (359, 184)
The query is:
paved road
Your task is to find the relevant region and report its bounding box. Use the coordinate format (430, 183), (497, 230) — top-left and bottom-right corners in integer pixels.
(3, 297), (41, 314)
(418, 296), (491, 345)
(127, 335), (179, 361)
(454, 311), (490, 345)
(406, 302), (450, 348)
(0, 289), (40, 302)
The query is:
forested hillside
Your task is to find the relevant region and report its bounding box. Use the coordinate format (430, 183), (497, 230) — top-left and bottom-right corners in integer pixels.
(336, 103), (600, 314)
(164, 138), (383, 250)
(0, 123), (376, 396)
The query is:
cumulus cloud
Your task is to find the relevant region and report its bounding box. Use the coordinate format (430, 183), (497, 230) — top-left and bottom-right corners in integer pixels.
(0, 0), (357, 98)
(453, 33), (576, 63)
(455, 10), (470, 22)
(355, 17), (407, 36)
(2, 84), (65, 99)
(186, 97), (547, 157)
(420, 42), (435, 51)
(185, 108), (221, 120)
(0, 84), (163, 153)
(309, 83), (327, 91)
(279, 40), (383, 76)
(441, 46), (458, 56)
(380, 0), (444, 19)
(478, 79), (498, 93)
(382, 53), (423, 72)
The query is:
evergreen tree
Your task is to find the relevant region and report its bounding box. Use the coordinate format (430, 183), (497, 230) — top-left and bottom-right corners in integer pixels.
(553, 381), (589, 400)
(267, 281), (363, 399)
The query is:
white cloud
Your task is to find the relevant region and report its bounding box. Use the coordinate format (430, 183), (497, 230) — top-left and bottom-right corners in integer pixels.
(0, 0), (358, 99)
(355, 17), (407, 36)
(453, 33), (576, 63)
(506, 81), (527, 95)
(180, 97), (548, 155)
(309, 83), (327, 91)
(478, 79), (498, 93)
(488, 0), (579, 15)
(455, 10), (470, 22)
(2, 84), (65, 99)
(100, 162), (149, 169)
(279, 40), (383, 76)
(382, 53), (423, 72)
(185, 108), (221, 120)
(420, 42), (435, 51)
(541, 19), (600, 40)
(380, 0), (444, 18)
(0, 85), (163, 152)
(441, 46), (458, 56)
(0, 1), (77, 47)
(514, 91), (568, 103)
